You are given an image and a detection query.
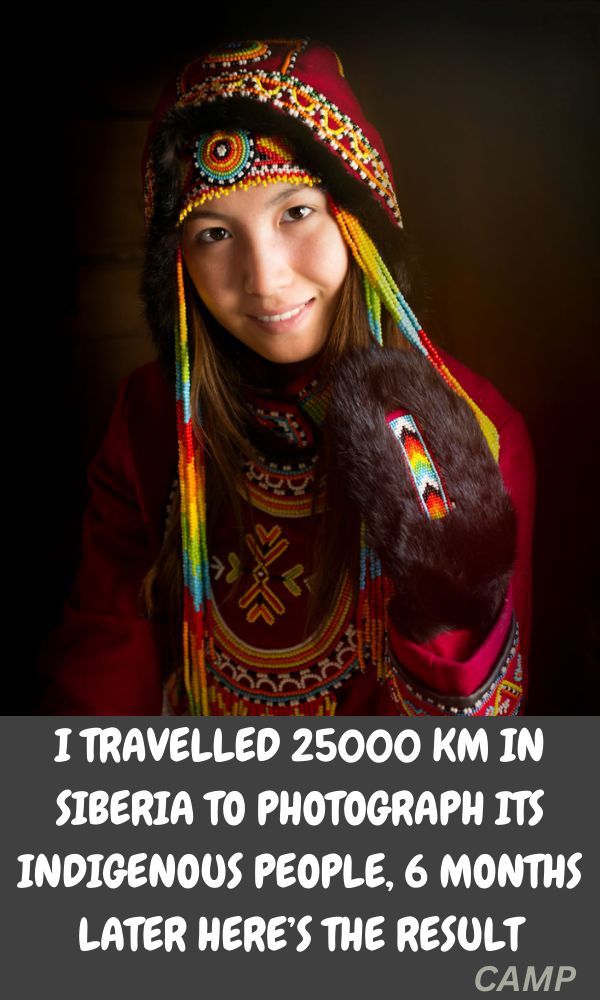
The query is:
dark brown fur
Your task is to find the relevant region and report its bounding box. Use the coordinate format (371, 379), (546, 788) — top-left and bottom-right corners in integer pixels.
(328, 347), (517, 643)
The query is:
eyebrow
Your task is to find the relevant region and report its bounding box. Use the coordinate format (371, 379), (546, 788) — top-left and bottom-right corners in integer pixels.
(185, 183), (317, 221)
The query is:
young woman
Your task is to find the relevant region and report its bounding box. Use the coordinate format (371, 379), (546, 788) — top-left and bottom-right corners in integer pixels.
(38, 38), (535, 716)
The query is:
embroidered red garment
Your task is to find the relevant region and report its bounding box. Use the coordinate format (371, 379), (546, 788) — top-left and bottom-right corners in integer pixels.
(38, 349), (535, 717)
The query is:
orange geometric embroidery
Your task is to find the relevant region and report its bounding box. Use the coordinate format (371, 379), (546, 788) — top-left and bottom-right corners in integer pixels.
(234, 523), (305, 625)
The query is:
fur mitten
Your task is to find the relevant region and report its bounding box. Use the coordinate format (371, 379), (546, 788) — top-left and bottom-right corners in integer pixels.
(328, 347), (517, 644)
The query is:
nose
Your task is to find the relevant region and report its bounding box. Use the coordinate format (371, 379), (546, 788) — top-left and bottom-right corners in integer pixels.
(241, 230), (293, 298)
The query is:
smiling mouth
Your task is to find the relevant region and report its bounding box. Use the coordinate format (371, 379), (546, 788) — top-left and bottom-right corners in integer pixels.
(252, 300), (312, 323)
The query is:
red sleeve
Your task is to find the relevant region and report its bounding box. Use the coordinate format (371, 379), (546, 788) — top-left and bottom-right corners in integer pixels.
(382, 408), (536, 716)
(37, 374), (169, 715)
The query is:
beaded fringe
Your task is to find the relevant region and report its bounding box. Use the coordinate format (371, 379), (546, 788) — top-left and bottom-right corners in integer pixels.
(164, 666), (339, 716)
(207, 685), (338, 717)
(175, 204), (501, 715)
(175, 247), (213, 715)
(355, 520), (392, 683)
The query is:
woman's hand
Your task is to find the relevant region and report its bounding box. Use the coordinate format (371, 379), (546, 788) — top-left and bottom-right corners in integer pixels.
(328, 347), (517, 644)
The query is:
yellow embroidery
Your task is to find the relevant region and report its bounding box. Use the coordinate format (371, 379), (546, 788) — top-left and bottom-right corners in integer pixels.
(226, 552), (242, 584)
(492, 679), (524, 716)
(282, 563), (303, 597)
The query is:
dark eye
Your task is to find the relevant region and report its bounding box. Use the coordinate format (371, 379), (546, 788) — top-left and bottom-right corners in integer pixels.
(282, 205), (313, 222)
(195, 226), (231, 244)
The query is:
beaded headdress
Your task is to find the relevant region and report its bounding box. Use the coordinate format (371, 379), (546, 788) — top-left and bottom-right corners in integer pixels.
(177, 130), (323, 222)
(141, 39), (500, 715)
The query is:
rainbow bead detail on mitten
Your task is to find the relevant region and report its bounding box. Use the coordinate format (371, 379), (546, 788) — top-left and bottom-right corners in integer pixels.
(386, 409), (452, 520)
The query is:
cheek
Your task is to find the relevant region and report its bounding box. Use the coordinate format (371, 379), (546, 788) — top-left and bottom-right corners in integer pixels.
(183, 252), (229, 312)
(308, 225), (349, 289)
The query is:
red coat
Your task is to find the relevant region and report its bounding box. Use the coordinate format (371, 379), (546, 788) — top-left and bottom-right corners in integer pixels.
(38, 350), (535, 716)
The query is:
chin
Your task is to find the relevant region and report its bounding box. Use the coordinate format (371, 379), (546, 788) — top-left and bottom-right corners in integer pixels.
(246, 336), (327, 367)
(261, 347), (319, 365)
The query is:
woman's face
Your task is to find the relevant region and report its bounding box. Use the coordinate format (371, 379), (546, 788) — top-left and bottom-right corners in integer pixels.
(181, 181), (349, 365)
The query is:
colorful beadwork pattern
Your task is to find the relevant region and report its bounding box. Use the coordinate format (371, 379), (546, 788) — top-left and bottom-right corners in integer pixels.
(268, 38), (309, 76)
(240, 372), (329, 447)
(179, 130), (322, 225)
(248, 405), (311, 448)
(194, 130), (254, 185)
(241, 454), (325, 518)
(162, 561), (361, 716)
(211, 575), (354, 669)
(386, 409), (452, 520)
(208, 571), (358, 707)
(202, 40), (272, 69)
(169, 71), (402, 228)
(385, 617), (523, 717)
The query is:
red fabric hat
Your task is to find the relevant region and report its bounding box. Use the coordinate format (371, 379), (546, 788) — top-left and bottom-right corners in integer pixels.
(142, 38), (403, 234)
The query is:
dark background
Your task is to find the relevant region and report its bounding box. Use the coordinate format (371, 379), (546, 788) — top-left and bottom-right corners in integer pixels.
(16, 1), (599, 713)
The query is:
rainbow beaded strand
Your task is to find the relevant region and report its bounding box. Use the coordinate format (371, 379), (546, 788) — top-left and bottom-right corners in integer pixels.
(176, 247), (212, 715)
